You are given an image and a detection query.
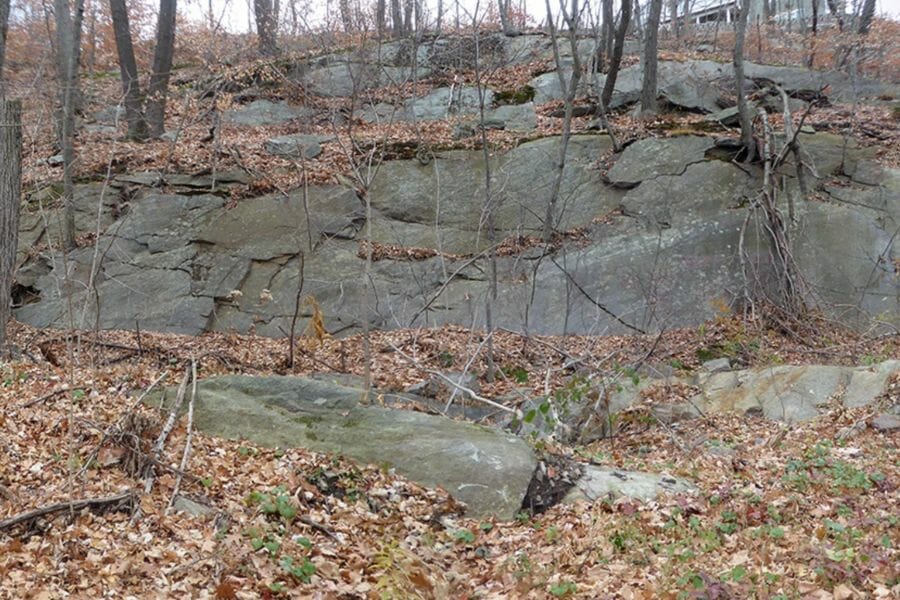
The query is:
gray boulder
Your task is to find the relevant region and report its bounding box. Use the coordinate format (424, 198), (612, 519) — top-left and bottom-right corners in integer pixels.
(225, 100), (312, 126)
(151, 375), (537, 520)
(264, 134), (333, 159)
(405, 87), (494, 121)
(564, 466), (694, 504)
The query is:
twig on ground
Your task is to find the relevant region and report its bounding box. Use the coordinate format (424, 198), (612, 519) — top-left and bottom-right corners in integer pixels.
(387, 341), (522, 418)
(168, 359), (198, 512)
(0, 491), (135, 532)
(20, 388), (67, 409)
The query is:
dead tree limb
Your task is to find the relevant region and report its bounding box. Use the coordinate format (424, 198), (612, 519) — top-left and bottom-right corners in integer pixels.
(386, 341), (522, 418)
(0, 491), (135, 532)
(167, 359), (197, 512)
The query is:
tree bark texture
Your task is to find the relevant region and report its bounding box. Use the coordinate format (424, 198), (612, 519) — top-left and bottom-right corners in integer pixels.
(601, 0), (631, 108)
(55, 0), (85, 250)
(734, 0), (755, 161)
(640, 0), (662, 115)
(109, 0), (147, 140)
(390, 0), (403, 37)
(145, 0), (177, 137)
(0, 98), (20, 350)
(253, 0), (278, 55)
(0, 0), (9, 91)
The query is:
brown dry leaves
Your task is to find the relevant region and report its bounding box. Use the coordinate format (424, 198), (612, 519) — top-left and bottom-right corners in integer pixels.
(1, 317), (899, 598)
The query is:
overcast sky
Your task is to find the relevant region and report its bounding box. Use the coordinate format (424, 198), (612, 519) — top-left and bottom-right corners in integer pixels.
(186, 0), (900, 33)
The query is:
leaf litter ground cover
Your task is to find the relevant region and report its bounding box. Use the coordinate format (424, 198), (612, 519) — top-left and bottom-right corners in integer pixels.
(0, 320), (897, 598)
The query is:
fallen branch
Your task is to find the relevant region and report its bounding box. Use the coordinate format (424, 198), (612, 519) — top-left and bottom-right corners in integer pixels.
(386, 341), (522, 418)
(299, 515), (337, 539)
(0, 491), (135, 532)
(168, 359), (198, 513)
(133, 366), (191, 523)
(20, 388), (67, 409)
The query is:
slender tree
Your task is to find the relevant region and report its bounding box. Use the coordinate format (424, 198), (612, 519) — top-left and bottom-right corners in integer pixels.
(498, 0), (520, 36)
(338, 0), (354, 32)
(109, 0), (178, 139)
(55, 0), (85, 250)
(733, 0), (755, 161)
(667, 0), (678, 38)
(254, 0), (278, 55)
(601, 0), (631, 108)
(390, 0), (403, 36)
(681, 0), (691, 39)
(807, 0), (818, 68)
(0, 0), (9, 92)
(640, 0), (663, 116)
(543, 0), (582, 242)
(0, 98), (20, 352)
(856, 0), (875, 35)
(109, 0), (147, 139)
(145, 0), (176, 136)
(600, 0), (613, 69)
(376, 0), (386, 37)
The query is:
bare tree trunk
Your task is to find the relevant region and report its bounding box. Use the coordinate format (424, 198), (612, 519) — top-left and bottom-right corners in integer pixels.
(825, 0), (843, 31)
(640, 0), (662, 116)
(807, 0), (817, 68)
(87, 2), (97, 76)
(471, 17), (498, 382)
(414, 0), (423, 33)
(682, 0), (691, 39)
(543, 0), (581, 243)
(632, 0), (643, 37)
(734, 0), (754, 161)
(55, 0), (85, 251)
(856, 0), (875, 34)
(390, 0), (402, 37)
(667, 0), (678, 38)
(0, 98), (20, 352)
(145, 0), (177, 138)
(435, 0), (443, 34)
(601, 0), (631, 108)
(338, 0), (354, 32)
(253, 0), (278, 55)
(375, 0), (386, 37)
(403, 0), (413, 34)
(600, 0), (613, 70)
(109, 0), (147, 140)
(0, 0), (8, 94)
(498, 0), (520, 36)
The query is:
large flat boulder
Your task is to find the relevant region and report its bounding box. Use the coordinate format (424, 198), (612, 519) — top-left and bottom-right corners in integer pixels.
(690, 361), (899, 422)
(152, 375), (537, 519)
(224, 100), (313, 127)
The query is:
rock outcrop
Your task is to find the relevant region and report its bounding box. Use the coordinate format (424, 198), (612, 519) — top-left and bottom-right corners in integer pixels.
(15, 130), (899, 337)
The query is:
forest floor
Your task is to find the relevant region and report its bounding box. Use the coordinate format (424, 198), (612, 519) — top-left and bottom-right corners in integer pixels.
(2, 24), (900, 599)
(0, 318), (897, 599)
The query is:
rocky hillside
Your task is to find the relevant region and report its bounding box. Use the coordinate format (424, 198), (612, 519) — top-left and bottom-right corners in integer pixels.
(13, 33), (900, 339)
(2, 30), (899, 599)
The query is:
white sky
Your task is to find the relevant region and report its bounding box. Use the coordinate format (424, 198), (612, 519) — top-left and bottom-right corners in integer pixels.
(185, 0), (900, 33)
